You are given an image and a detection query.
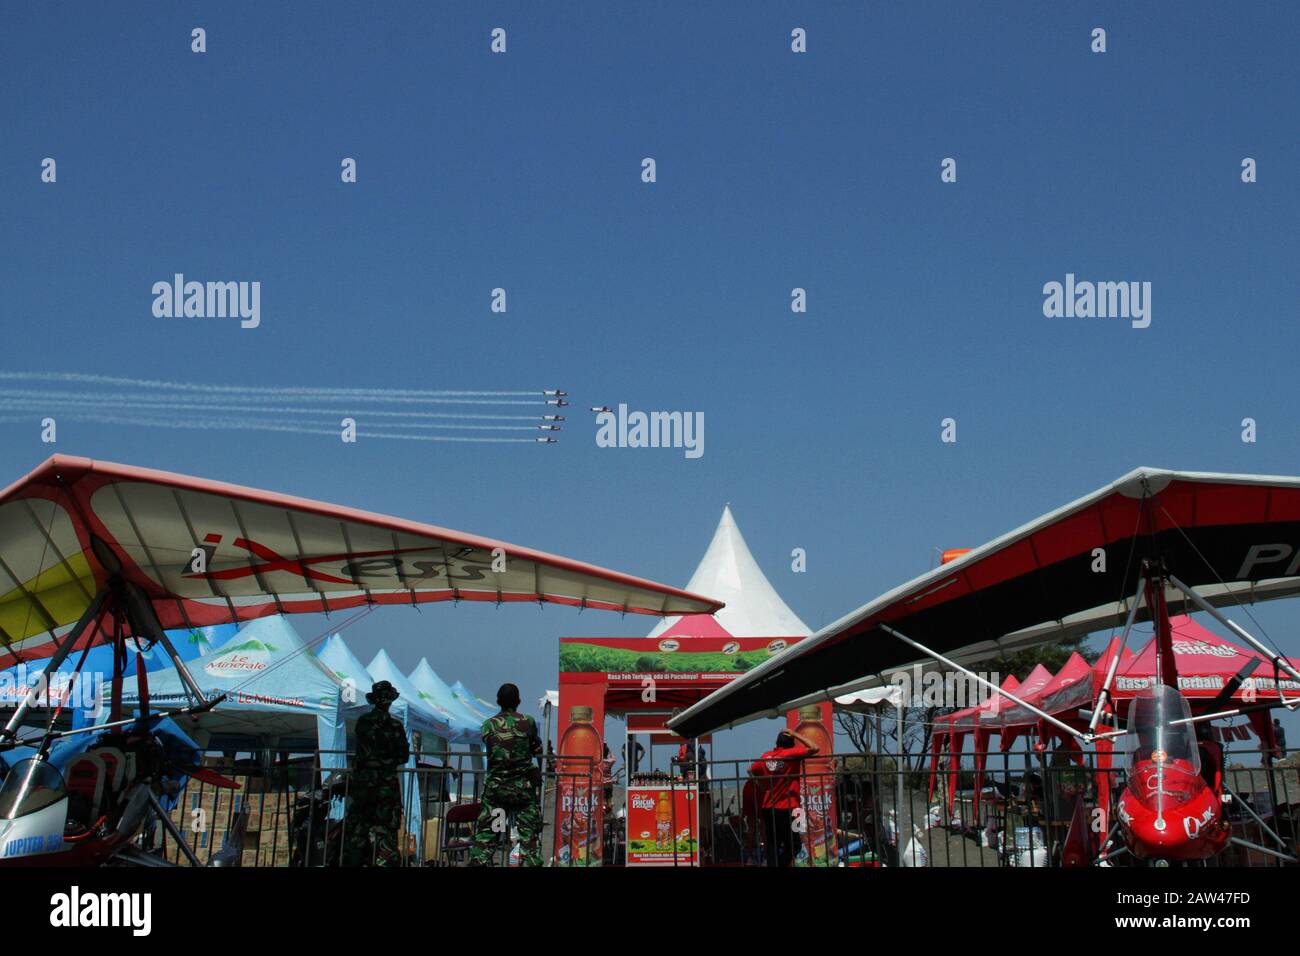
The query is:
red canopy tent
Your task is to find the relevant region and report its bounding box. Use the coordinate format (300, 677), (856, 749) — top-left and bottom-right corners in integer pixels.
(989, 664), (1055, 753)
(931, 638), (1136, 823)
(1111, 615), (1300, 749)
(928, 673), (1022, 816)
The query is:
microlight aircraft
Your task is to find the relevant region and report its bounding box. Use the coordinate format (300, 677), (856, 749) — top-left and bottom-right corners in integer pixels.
(0, 455), (721, 865)
(670, 467), (1300, 864)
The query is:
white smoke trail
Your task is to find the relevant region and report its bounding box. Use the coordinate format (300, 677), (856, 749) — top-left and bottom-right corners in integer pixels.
(0, 413), (543, 443)
(0, 402), (541, 431)
(0, 372), (550, 399)
(0, 392), (546, 421)
(0, 387), (536, 407)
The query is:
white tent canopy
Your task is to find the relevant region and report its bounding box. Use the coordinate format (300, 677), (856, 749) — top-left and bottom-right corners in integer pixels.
(834, 686), (904, 711)
(648, 505), (810, 638)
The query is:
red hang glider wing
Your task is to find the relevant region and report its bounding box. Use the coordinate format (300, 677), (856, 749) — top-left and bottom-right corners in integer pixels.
(0, 456), (722, 666)
(671, 466), (1300, 737)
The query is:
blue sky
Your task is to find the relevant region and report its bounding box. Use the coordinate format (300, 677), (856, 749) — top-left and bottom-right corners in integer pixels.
(2, 2), (1298, 760)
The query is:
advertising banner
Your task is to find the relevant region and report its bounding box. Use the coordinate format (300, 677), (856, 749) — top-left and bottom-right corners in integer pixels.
(788, 701), (838, 867)
(559, 635), (799, 688)
(626, 784), (698, 866)
(556, 633), (807, 866)
(553, 681), (605, 866)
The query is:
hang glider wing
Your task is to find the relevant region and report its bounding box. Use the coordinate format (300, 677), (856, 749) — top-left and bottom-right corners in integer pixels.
(0, 455), (723, 667)
(670, 466), (1300, 737)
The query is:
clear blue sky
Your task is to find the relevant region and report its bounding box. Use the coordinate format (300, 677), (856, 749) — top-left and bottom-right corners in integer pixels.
(2, 2), (1297, 760)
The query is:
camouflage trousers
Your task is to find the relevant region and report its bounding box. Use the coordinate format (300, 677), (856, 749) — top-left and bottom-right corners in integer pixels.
(343, 775), (402, 867)
(470, 781), (542, 866)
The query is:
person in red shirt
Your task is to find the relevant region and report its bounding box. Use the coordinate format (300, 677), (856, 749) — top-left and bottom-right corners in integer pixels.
(749, 727), (820, 867)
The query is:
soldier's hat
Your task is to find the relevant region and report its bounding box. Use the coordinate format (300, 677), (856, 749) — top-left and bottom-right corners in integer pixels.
(366, 680), (400, 705)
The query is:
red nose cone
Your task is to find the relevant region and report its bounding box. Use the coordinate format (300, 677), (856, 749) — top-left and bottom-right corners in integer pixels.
(1118, 778), (1230, 861)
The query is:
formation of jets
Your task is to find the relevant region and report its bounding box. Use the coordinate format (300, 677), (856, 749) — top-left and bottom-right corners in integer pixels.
(538, 392), (568, 440)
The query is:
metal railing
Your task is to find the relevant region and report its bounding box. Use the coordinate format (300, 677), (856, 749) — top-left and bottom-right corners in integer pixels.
(146, 744), (1298, 867)
(657, 744), (1298, 867)
(151, 749), (599, 867)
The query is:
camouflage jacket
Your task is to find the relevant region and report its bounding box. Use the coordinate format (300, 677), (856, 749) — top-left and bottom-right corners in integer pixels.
(355, 707), (410, 775)
(483, 710), (541, 785)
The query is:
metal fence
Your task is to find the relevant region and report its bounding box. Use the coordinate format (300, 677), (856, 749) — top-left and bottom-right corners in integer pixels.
(147, 745), (1299, 867)
(690, 745), (1298, 868)
(150, 749), (600, 867)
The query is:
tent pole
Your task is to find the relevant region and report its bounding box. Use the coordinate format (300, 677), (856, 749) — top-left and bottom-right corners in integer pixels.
(1166, 574), (1300, 688)
(1088, 579), (1146, 732)
(895, 696), (904, 844)
(878, 624), (1092, 744)
(2, 588), (108, 740)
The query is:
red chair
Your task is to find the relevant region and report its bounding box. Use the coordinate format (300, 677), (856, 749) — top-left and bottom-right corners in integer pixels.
(439, 802), (482, 865)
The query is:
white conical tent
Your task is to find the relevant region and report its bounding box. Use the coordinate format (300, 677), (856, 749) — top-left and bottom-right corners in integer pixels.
(648, 505), (810, 638)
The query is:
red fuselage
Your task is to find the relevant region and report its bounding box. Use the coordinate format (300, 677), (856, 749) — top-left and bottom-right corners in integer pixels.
(1116, 758), (1229, 861)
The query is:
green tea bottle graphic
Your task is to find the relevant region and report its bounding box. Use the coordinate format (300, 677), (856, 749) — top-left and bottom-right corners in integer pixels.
(654, 790), (672, 850)
(557, 706), (602, 864)
(794, 705), (837, 866)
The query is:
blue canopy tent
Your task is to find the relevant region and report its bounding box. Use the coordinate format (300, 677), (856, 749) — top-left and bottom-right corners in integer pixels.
(318, 636), (459, 837)
(113, 616), (348, 759)
(409, 661), (488, 774)
(316, 635), (458, 745)
(451, 680), (495, 722)
(407, 658), (484, 738)
(0, 623), (238, 729)
(365, 649), (470, 746)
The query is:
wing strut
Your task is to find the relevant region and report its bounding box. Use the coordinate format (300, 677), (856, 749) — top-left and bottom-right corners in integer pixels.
(1088, 578), (1146, 733)
(117, 579), (208, 710)
(1167, 573), (1300, 691)
(1, 577), (218, 753)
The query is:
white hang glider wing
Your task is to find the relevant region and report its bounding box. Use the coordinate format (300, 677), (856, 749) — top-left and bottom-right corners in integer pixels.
(0, 455), (723, 667)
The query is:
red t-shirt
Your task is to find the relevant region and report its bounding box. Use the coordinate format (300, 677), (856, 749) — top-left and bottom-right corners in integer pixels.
(749, 744), (813, 810)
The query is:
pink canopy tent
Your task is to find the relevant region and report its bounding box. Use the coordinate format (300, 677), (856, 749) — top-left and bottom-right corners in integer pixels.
(967, 665), (1052, 821)
(988, 664), (1055, 753)
(930, 638), (1134, 822)
(1114, 615), (1300, 705)
(928, 674), (1022, 816)
(1111, 615), (1300, 750)
(924, 616), (1300, 824)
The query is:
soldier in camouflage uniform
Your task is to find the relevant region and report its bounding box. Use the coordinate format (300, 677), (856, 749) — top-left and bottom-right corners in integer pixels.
(343, 680), (410, 867)
(469, 682), (543, 866)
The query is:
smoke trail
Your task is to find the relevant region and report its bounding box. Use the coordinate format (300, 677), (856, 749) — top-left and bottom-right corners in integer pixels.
(0, 372), (550, 399)
(0, 387), (538, 407)
(0, 413), (544, 443)
(0, 392), (547, 421)
(0, 403), (541, 431)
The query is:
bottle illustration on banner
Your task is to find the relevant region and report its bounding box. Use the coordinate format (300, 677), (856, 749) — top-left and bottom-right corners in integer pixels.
(556, 706), (603, 865)
(794, 704), (838, 866)
(655, 790), (672, 850)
